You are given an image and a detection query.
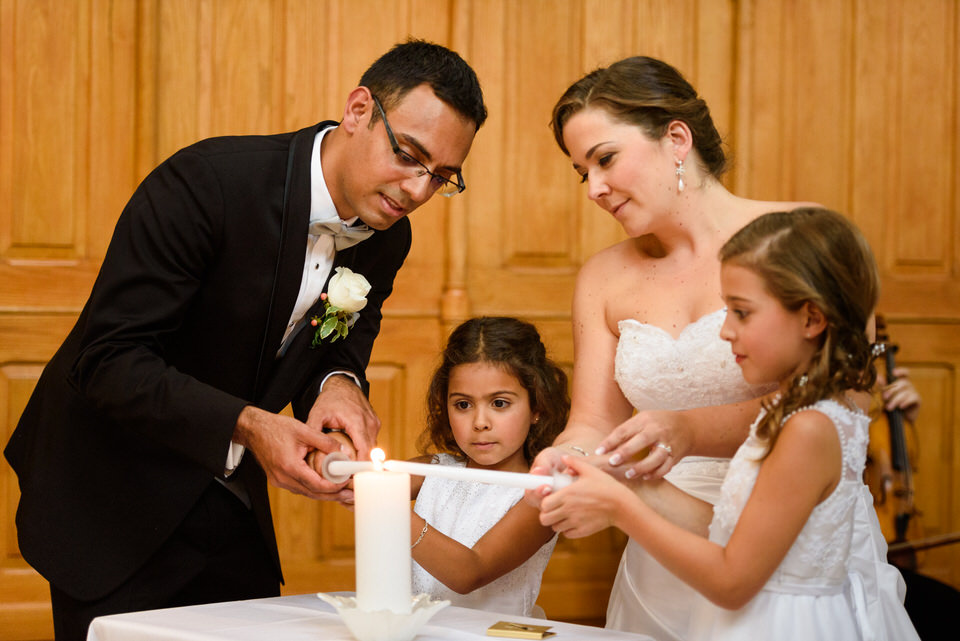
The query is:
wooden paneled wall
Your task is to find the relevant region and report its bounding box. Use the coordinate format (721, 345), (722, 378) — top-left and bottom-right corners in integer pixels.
(2, 1), (958, 639)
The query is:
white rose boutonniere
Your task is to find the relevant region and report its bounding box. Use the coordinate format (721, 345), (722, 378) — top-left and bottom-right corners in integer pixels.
(310, 267), (371, 346)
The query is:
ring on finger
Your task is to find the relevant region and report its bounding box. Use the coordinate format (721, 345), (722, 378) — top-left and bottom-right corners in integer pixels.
(655, 442), (673, 456)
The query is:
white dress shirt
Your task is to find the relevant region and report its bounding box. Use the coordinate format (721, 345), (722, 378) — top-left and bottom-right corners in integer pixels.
(224, 125), (361, 476)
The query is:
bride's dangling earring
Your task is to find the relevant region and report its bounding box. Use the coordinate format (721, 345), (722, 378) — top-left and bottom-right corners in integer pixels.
(675, 158), (686, 193)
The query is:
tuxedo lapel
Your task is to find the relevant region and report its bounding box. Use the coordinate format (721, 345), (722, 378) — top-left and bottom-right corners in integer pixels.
(251, 124), (322, 400)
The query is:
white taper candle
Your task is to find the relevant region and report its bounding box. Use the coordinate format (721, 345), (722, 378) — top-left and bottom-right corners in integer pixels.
(383, 459), (572, 490)
(322, 451), (572, 489)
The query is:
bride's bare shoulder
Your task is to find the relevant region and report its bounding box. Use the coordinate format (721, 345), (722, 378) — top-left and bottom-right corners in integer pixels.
(579, 238), (644, 275)
(573, 243), (644, 302)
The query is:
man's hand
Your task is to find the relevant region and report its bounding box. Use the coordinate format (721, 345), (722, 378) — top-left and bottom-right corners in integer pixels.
(306, 374), (380, 459)
(306, 435), (357, 507)
(233, 405), (351, 500)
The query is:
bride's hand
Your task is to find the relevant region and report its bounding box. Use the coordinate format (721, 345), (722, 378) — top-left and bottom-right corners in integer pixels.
(596, 410), (692, 480)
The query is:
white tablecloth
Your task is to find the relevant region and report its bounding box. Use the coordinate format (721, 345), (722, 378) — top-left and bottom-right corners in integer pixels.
(87, 593), (655, 641)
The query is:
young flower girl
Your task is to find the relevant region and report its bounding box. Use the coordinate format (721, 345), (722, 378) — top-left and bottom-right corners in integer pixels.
(409, 316), (569, 617)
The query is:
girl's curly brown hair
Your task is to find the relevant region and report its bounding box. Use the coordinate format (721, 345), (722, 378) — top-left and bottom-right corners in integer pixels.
(417, 317), (570, 465)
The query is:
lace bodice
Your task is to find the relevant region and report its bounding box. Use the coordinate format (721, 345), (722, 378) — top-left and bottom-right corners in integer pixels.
(615, 310), (772, 412)
(710, 399), (869, 586)
(411, 453), (557, 616)
(615, 311), (776, 499)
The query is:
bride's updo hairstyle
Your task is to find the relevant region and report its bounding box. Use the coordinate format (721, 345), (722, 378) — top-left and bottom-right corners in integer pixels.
(719, 207), (881, 453)
(550, 56), (727, 179)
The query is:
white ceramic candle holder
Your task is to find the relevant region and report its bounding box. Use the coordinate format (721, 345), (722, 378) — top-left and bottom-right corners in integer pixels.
(317, 592), (450, 641)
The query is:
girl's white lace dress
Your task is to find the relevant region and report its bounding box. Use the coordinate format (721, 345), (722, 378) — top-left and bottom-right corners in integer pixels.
(687, 400), (919, 641)
(411, 453), (557, 617)
(605, 310), (915, 641)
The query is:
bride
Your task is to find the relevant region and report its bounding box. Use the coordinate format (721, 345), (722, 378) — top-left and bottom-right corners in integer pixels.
(527, 56), (909, 641)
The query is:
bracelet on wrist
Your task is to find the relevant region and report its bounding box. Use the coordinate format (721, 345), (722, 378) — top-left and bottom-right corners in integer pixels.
(411, 522), (428, 549)
(564, 444), (589, 457)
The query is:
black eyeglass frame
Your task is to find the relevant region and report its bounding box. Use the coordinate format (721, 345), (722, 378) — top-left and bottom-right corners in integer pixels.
(371, 95), (466, 197)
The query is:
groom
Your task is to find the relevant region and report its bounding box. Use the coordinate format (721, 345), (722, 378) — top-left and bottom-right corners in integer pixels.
(4, 40), (486, 640)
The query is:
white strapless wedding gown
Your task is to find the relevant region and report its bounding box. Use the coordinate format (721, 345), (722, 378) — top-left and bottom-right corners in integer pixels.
(605, 310), (913, 641)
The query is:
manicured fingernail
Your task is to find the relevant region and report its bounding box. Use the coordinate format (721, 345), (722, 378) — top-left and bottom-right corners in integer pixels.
(625, 468), (637, 479)
(595, 446), (607, 455)
(608, 453), (623, 466)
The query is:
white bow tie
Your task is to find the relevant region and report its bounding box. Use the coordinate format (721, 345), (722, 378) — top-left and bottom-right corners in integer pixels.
(308, 218), (374, 250)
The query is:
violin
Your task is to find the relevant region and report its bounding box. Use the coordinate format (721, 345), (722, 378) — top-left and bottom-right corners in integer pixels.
(866, 316), (920, 568)
(866, 317), (960, 590)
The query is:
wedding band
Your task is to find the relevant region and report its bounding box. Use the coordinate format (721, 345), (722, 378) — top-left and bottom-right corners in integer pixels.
(655, 442), (673, 456)
(566, 445), (589, 457)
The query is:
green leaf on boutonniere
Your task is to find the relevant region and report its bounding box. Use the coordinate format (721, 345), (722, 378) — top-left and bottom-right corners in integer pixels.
(320, 316), (339, 340)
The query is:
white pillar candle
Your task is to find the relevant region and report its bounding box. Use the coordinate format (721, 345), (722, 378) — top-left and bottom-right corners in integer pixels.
(353, 463), (412, 614)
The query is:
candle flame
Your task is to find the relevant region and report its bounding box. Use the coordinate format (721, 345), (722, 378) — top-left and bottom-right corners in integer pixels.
(371, 447), (386, 471)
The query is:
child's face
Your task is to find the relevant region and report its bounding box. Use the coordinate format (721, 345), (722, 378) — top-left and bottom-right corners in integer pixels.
(719, 264), (818, 387)
(446, 361), (537, 472)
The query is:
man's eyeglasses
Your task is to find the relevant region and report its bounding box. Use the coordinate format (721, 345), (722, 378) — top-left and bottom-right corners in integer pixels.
(372, 95), (466, 197)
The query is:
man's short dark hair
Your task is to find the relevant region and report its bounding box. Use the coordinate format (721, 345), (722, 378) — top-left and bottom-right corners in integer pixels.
(360, 39), (487, 130)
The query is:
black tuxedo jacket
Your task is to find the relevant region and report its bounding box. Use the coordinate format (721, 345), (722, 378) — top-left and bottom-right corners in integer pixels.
(4, 121), (411, 600)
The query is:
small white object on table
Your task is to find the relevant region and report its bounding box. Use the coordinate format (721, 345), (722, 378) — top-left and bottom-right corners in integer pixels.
(86, 593), (655, 641)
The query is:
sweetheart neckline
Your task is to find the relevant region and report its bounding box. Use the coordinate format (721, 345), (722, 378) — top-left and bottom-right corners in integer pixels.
(619, 308), (725, 341)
